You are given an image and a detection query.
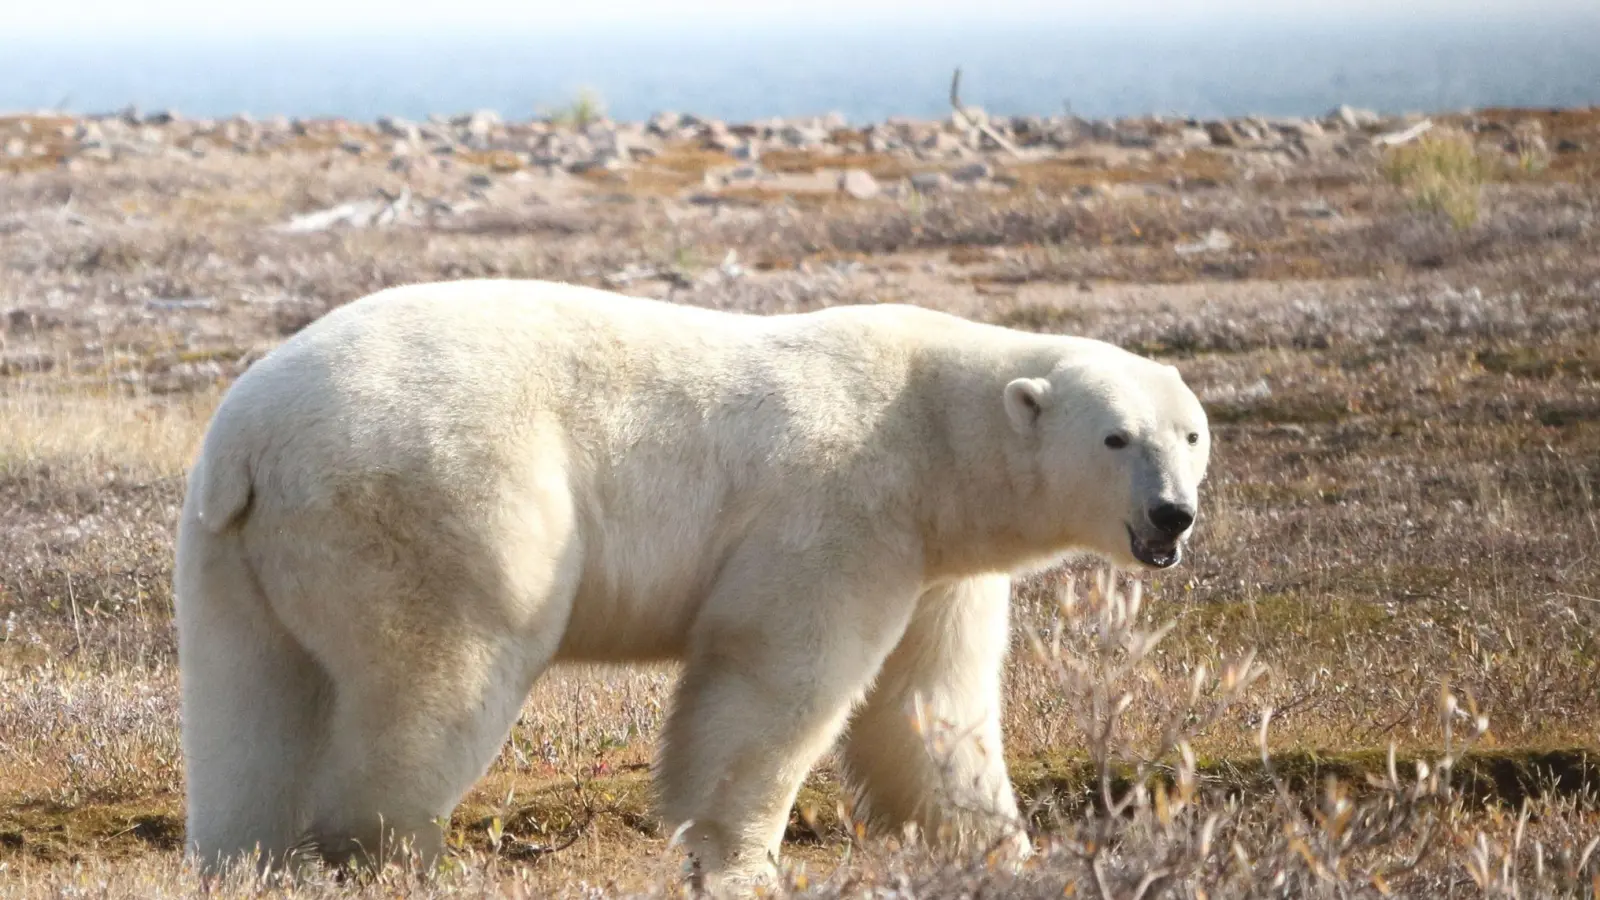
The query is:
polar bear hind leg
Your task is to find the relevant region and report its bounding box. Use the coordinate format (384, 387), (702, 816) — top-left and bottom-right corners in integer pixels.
(253, 509), (581, 874)
(181, 450), (583, 877)
(177, 517), (331, 878)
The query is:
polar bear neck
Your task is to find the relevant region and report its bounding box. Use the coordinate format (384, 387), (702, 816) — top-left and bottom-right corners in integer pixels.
(900, 329), (1103, 580)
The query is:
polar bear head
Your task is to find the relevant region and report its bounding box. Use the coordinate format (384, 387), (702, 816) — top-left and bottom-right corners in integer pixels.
(1003, 349), (1211, 570)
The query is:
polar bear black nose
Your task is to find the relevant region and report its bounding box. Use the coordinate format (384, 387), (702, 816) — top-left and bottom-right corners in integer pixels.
(1148, 503), (1195, 536)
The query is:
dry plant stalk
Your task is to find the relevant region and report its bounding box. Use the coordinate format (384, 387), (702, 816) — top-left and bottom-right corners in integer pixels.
(835, 569), (1600, 900)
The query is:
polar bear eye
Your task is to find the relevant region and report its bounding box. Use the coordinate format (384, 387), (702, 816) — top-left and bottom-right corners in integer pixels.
(1104, 434), (1128, 450)
(1186, 432), (1200, 445)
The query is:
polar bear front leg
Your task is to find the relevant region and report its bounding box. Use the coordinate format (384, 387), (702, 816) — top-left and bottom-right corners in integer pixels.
(656, 543), (921, 889)
(840, 573), (1030, 860)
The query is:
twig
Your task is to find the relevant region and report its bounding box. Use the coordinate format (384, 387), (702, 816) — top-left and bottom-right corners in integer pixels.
(66, 570), (85, 657)
(949, 68), (1022, 158)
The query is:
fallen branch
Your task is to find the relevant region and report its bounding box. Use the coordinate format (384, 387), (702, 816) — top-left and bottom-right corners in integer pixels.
(949, 67), (1022, 158)
(1373, 119), (1434, 148)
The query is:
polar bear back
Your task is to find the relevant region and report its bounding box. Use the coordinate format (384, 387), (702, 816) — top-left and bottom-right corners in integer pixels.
(191, 279), (1154, 661)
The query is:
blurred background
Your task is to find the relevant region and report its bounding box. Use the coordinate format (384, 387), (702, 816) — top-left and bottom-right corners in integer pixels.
(3, 0), (1599, 121)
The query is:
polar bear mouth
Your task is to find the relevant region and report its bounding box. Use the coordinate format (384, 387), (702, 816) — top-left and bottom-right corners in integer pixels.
(1127, 525), (1182, 569)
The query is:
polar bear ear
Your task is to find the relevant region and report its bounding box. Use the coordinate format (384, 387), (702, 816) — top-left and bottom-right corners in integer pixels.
(1003, 377), (1053, 434)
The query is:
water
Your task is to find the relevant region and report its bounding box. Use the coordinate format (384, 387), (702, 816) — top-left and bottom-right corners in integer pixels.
(3, 14), (1598, 123)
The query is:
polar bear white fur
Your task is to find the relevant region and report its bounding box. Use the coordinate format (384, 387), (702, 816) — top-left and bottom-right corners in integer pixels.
(174, 279), (1210, 886)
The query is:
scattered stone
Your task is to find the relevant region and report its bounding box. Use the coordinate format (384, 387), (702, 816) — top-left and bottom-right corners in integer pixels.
(919, 131), (963, 156)
(377, 116), (420, 141)
(647, 111), (683, 135)
(0, 352), (56, 376)
(272, 189), (413, 233)
(1296, 199), (1339, 219)
(951, 161), (992, 183)
(840, 169), (880, 200)
(1205, 121), (1236, 147)
(780, 124), (828, 149)
(456, 109), (502, 133)
(1175, 228), (1234, 255)
(909, 171), (952, 194)
(1279, 118), (1324, 139)
(1331, 104), (1381, 131)
(274, 200), (385, 233)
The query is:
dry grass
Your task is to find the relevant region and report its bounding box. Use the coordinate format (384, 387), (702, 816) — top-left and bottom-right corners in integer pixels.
(1382, 131), (1489, 230)
(1, 119), (1598, 897)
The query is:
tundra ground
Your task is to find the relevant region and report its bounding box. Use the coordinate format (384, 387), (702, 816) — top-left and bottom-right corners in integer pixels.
(1, 109), (1598, 897)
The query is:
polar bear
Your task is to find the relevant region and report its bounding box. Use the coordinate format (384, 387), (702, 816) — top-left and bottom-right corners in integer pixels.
(174, 279), (1209, 887)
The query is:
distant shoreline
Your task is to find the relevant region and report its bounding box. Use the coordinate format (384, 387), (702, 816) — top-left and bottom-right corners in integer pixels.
(4, 14), (1598, 124)
(5, 103), (1599, 130)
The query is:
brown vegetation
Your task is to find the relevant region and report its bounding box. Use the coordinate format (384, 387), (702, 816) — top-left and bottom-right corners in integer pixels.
(1, 108), (1597, 897)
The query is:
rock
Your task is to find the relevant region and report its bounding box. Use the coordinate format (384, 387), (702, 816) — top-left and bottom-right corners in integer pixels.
(1175, 228), (1233, 255)
(1278, 118), (1324, 139)
(647, 111), (683, 135)
(3, 138), (24, 158)
(951, 161), (992, 183)
(273, 190), (413, 233)
(1296, 199), (1339, 219)
(920, 131), (963, 156)
(274, 200), (385, 233)
(339, 140), (369, 155)
(377, 116), (419, 140)
(4, 308), (64, 333)
(1087, 120), (1117, 143)
(1178, 127), (1212, 149)
(456, 109), (501, 132)
(779, 124), (827, 149)
(0, 352), (56, 376)
(1116, 129), (1156, 149)
(1205, 121), (1236, 147)
(1300, 134), (1340, 159)
(1556, 138), (1585, 154)
(704, 123), (738, 153)
(588, 129), (632, 169)
(864, 127), (898, 153)
(1331, 104), (1381, 131)
(839, 169), (880, 200)
(910, 171), (952, 194)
